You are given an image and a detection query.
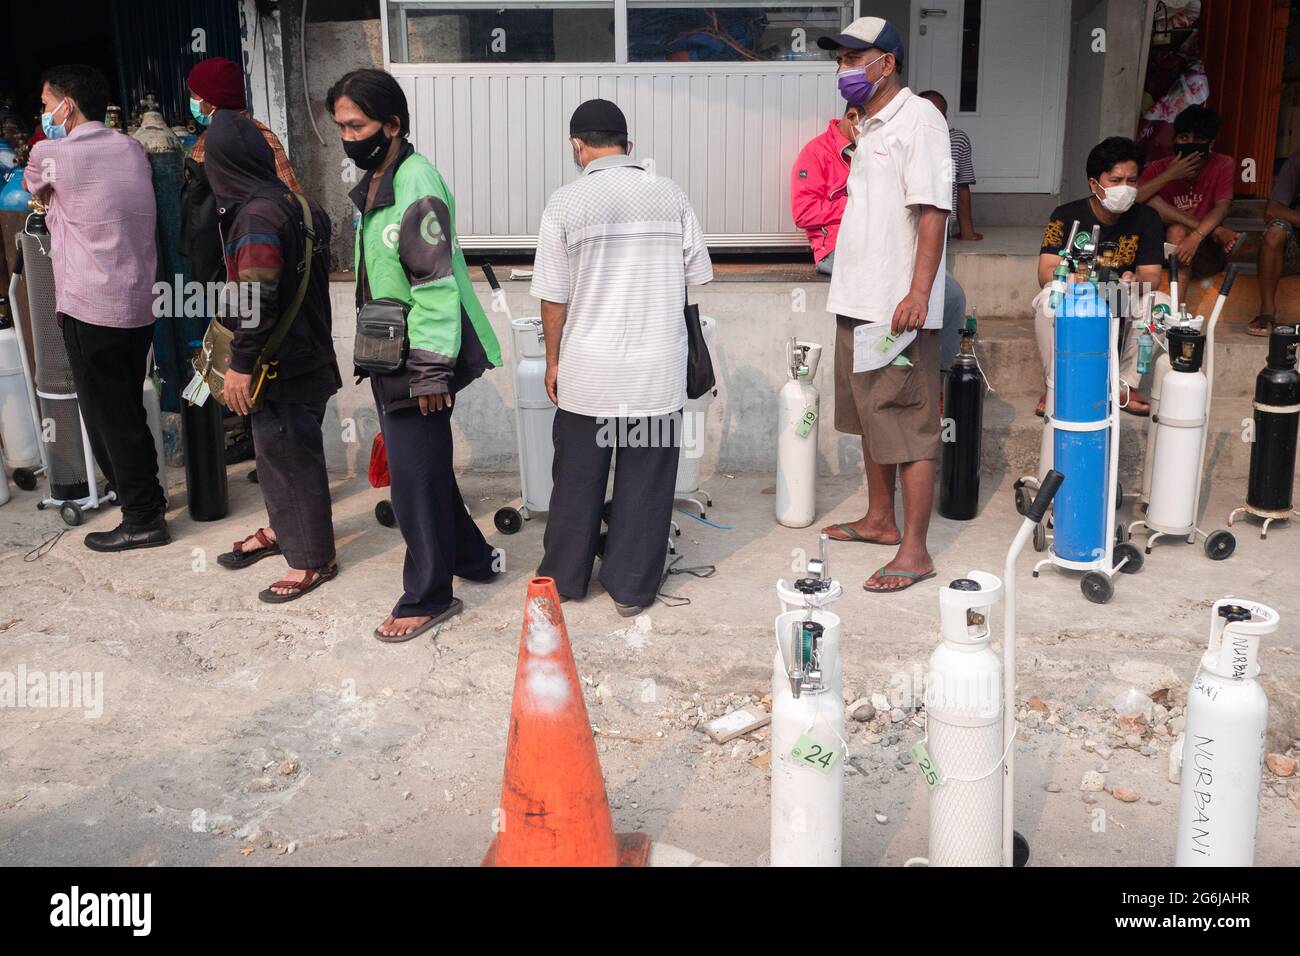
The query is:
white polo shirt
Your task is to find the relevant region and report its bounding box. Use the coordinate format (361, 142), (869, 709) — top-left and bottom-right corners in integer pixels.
(825, 87), (953, 329)
(530, 154), (713, 418)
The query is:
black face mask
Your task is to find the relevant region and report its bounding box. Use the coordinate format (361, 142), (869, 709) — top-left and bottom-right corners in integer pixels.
(344, 126), (391, 170)
(1174, 142), (1211, 159)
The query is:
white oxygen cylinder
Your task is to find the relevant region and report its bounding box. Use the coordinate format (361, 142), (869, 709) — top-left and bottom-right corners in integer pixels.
(925, 571), (1005, 866)
(1175, 599), (1276, 867)
(1138, 293), (1174, 505)
(770, 606), (843, 866)
(0, 313), (42, 470)
(1145, 363), (1207, 533)
(776, 340), (821, 528)
(676, 315), (715, 495)
(143, 369), (167, 500)
(512, 318), (556, 515)
(1034, 287), (1057, 478)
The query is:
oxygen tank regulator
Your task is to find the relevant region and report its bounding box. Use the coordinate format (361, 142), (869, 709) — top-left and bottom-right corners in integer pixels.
(787, 534), (833, 699)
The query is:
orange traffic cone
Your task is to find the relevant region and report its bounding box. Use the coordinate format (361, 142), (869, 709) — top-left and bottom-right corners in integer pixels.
(482, 577), (650, 867)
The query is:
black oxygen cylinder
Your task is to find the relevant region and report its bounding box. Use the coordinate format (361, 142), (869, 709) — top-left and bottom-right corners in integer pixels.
(181, 339), (229, 521)
(939, 316), (984, 520)
(1246, 324), (1300, 512)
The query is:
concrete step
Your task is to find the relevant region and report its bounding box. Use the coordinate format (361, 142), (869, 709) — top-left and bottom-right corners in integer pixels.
(972, 316), (1272, 402)
(980, 390), (1260, 487)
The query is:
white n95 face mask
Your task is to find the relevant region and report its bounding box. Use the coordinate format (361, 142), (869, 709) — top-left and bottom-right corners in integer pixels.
(1095, 183), (1137, 214)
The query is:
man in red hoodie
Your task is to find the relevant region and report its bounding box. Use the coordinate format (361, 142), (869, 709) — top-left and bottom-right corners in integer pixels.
(790, 104), (862, 274)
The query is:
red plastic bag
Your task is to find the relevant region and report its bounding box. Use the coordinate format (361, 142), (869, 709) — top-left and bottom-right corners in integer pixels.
(368, 433), (390, 488)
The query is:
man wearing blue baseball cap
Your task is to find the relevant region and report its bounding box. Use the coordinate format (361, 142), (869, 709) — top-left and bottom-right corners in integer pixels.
(816, 17), (953, 595)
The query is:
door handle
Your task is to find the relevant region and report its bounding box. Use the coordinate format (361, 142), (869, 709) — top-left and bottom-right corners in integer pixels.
(920, 7), (948, 16)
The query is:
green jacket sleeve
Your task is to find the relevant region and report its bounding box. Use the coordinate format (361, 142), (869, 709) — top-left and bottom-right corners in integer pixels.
(397, 174), (461, 396)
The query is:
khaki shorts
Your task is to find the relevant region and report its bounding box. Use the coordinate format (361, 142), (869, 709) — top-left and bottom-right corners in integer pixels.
(833, 316), (941, 465)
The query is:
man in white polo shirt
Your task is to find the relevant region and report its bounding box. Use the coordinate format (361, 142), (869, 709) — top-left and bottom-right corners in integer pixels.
(531, 99), (713, 617)
(817, 17), (952, 594)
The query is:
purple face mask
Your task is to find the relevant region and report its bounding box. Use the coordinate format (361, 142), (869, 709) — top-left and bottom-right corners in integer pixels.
(837, 53), (886, 105)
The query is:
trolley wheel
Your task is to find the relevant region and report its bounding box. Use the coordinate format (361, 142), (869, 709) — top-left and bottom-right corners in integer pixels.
(60, 502), (84, 527)
(1014, 483), (1032, 517)
(1204, 529), (1236, 561)
(1115, 481), (1124, 512)
(1032, 521), (1047, 553)
(494, 506), (523, 535)
(1013, 830), (1031, 868)
(1081, 571), (1114, 604)
(375, 500), (397, 527)
(1115, 522), (1127, 545)
(1114, 542), (1143, 574)
(13, 468), (37, 491)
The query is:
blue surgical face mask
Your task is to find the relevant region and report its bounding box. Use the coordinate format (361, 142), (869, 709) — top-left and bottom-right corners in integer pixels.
(41, 99), (70, 140)
(190, 98), (212, 127)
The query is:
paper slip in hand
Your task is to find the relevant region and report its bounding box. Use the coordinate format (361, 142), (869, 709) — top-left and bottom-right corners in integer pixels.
(852, 322), (916, 373)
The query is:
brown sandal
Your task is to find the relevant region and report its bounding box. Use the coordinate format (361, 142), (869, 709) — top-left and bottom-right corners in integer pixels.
(1247, 315), (1274, 338)
(258, 563), (338, 604)
(217, 528), (281, 569)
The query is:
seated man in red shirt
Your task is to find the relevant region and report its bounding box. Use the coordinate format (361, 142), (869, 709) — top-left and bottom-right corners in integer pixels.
(1137, 105), (1240, 278)
(790, 103), (861, 274)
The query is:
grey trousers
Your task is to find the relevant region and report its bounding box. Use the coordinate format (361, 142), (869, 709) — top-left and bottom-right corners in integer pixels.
(250, 398), (336, 569)
(538, 408), (681, 607)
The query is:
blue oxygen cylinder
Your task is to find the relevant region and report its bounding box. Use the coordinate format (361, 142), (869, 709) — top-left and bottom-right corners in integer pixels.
(1052, 282), (1110, 563)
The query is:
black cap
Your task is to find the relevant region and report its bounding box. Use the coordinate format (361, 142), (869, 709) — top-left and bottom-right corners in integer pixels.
(569, 99), (627, 137)
(1217, 604), (1252, 623)
(949, 578), (982, 591)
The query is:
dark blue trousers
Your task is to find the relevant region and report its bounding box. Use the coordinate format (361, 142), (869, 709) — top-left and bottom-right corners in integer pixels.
(373, 383), (497, 618)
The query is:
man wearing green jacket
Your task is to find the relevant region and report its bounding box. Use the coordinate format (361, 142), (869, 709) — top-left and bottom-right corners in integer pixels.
(330, 68), (502, 642)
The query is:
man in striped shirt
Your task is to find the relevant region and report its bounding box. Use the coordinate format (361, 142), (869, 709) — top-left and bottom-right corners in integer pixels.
(920, 91), (980, 241)
(530, 99), (713, 617)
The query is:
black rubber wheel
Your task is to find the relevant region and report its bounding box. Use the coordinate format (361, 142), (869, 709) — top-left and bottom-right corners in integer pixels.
(13, 467), (37, 491)
(1116, 481), (1124, 512)
(1082, 571), (1114, 604)
(1014, 483), (1032, 517)
(375, 500), (397, 527)
(1032, 521), (1047, 553)
(1114, 542), (1143, 574)
(1013, 830), (1031, 868)
(493, 506), (523, 535)
(1115, 522), (1127, 546)
(1204, 529), (1236, 561)
(60, 502), (83, 527)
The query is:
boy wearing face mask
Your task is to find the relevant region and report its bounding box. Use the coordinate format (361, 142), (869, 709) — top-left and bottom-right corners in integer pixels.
(1035, 136), (1165, 417)
(1137, 105), (1239, 280)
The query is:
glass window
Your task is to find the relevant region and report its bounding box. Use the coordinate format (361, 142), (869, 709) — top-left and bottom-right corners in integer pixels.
(959, 0), (981, 113)
(387, 1), (851, 64)
(626, 3), (849, 62)
(388, 2), (616, 63)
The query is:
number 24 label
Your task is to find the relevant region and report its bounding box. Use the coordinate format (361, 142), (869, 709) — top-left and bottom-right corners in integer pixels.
(791, 733), (838, 775)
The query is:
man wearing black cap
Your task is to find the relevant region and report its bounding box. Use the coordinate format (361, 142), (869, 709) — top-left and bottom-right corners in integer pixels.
(530, 99), (713, 617)
(815, 17), (953, 595)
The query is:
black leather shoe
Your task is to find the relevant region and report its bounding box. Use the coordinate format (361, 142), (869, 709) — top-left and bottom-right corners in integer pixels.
(84, 519), (171, 553)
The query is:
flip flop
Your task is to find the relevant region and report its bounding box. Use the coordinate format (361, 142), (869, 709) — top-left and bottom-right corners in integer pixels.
(1247, 315), (1274, 338)
(862, 567), (937, 593)
(823, 523), (903, 546)
(218, 528), (281, 569)
(259, 563), (338, 603)
(374, 598), (463, 643)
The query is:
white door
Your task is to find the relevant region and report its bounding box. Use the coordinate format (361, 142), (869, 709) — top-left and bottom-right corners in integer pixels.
(909, 0), (1070, 192)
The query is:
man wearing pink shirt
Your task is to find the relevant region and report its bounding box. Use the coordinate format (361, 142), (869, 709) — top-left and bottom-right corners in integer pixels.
(24, 65), (169, 551)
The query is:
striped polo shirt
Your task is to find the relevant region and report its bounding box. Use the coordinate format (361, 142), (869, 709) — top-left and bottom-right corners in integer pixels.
(530, 154), (713, 418)
(948, 127), (975, 234)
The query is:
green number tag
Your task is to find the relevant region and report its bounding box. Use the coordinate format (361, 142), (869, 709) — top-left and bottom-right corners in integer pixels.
(795, 409), (817, 438)
(890, 354), (914, 368)
(791, 733), (838, 775)
(911, 741), (940, 791)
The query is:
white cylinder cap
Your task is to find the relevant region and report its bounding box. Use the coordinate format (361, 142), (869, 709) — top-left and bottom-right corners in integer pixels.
(938, 570), (1003, 646)
(1204, 598), (1278, 681)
